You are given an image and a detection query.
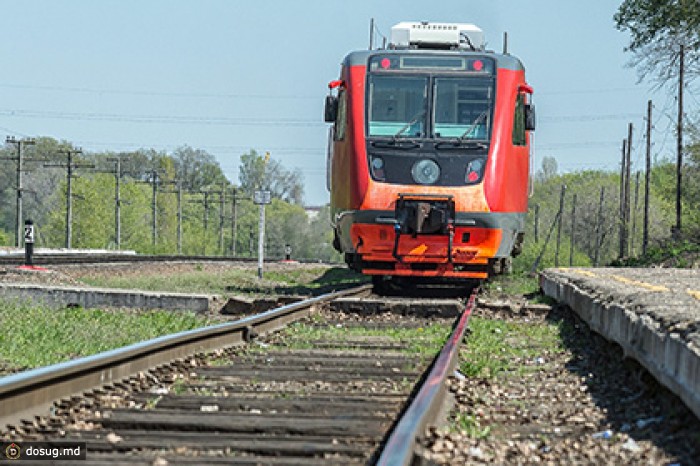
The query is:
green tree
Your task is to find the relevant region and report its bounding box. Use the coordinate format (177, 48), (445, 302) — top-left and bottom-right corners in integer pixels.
(615, 0), (700, 84)
(0, 228), (9, 246)
(171, 145), (228, 191)
(239, 150), (304, 205)
(535, 156), (558, 182)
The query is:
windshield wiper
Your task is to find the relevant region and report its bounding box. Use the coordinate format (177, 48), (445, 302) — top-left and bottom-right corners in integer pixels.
(435, 140), (488, 150)
(459, 110), (488, 140)
(434, 110), (490, 149)
(371, 139), (421, 149)
(393, 110), (425, 139)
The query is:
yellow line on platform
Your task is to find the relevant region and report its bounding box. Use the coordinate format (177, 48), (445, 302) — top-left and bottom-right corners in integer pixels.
(687, 290), (700, 301)
(611, 275), (669, 292)
(560, 268), (598, 277)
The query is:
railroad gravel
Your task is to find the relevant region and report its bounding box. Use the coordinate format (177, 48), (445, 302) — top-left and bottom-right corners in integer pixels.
(420, 300), (700, 465)
(5, 261), (698, 463)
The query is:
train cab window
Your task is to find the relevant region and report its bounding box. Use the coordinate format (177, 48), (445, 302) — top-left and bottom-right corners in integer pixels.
(367, 75), (428, 138)
(433, 77), (493, 140)
(334, 90), (347, 141)
(512, 93), (527, 146)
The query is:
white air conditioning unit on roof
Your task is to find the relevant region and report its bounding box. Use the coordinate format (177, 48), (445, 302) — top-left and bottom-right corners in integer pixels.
(390, 21), (485, 51)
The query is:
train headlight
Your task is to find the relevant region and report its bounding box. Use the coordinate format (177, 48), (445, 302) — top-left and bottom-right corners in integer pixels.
(370, 156), (385, 181)
(411, 159), (440, 185)
(465, 158), (484, 184)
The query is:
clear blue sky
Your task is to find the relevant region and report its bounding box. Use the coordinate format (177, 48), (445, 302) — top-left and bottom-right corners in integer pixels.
(0, 1), (689, 205)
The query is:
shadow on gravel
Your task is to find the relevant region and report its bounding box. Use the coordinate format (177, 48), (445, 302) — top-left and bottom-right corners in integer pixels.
(226, 268), (370, 297)
(547, 305), (700, 464)
(371, 277), (481, 299)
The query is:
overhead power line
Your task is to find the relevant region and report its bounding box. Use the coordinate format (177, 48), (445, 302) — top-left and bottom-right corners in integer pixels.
(0, 82), (317, 100)
(0, 109), (324, 127)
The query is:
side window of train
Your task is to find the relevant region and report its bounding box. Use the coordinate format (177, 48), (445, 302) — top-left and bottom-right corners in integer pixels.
(334, 90), (347, 141)
(512, 93), (526, 146)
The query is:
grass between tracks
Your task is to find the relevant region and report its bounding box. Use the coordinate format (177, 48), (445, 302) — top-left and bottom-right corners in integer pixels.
(0, 302), (213, 370)
(273, 321), (453, 356)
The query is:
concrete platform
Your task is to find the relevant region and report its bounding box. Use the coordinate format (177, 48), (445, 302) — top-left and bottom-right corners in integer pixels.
(540, 267), (700, 420)
(0, 282), (213, 313)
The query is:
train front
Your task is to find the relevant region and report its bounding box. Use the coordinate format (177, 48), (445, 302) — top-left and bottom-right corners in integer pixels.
(326, 22), (535, 281)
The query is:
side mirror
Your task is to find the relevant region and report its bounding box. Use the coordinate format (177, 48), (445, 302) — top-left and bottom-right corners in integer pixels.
(324, 95), (338, 123)
(524, 104), (536, 131)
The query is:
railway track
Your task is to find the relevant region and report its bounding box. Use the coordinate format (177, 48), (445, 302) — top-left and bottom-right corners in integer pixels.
(0, 253), (329, 266)
(0, 285), (476, 464)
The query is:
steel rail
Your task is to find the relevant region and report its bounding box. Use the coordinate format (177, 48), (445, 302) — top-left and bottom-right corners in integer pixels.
(376, 288), (477, 466)
(0, 284), (371, 428)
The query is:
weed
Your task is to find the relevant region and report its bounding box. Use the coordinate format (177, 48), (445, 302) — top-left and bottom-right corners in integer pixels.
(453, 413), (491, 439)
(459, 317), (563, 379)
(170, 378), (188, 395)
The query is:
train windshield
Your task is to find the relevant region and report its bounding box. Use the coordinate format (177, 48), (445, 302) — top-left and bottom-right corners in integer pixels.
(433, 77), (493, 140)
(367, 74), (494, 142)
(368, 75), (428, 138)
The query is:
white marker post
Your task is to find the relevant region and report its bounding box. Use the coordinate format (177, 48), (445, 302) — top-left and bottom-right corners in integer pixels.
(254, 190), (271, 279)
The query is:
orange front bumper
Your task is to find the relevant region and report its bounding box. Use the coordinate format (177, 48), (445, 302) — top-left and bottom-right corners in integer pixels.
(351, 223), (502, 279)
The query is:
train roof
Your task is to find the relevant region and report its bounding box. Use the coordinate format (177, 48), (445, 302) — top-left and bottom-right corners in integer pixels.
(341, 48), (525, 72)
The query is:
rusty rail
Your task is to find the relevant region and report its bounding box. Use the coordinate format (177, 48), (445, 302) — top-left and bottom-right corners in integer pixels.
(376, 288), (477, 465)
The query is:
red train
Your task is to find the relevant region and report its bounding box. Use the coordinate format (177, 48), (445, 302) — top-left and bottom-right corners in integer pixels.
(325, 22), (535, 283)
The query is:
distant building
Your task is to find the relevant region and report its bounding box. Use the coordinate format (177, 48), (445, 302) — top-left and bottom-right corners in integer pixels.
(304, 206), (323, 220)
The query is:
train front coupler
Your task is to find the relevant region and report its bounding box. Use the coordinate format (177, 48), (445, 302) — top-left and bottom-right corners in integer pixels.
(391, 194), (456, 263)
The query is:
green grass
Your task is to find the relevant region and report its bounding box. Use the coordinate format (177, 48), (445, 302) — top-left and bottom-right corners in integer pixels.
(275, 321), (452, 356)
(483, 272), (540, 296)
(453, 412), (492, 439)
(80, 266), (365, 296)
(459, 317), (566, 379)
(0, 301), (213, 369)
(613, 240), (700, 268)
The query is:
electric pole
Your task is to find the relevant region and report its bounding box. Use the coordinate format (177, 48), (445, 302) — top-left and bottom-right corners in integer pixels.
(631, 171), (640, 255)
(218, 184), (226, 255)
(229, 187), (248, 257)
(176, 181), (183, 255)
(644, 100), (652, 255)
(101, 157), (124, 249)
(160, 180), (183, 255)
(624, 123), (633, 257)
(554, 184), (566, 267)
(231, 187), (238, 256)
(674, 44), (684, 239)
(594, 186), (605, 266)
(569, 193), (577, 266)
(2, 137), (36, 247)
(619, 139), (627, 260)
(149, 171), (158, 250)
(136, 170), (163, 251)
(188, 189), (222, 255)
(44, 148), (92, 249)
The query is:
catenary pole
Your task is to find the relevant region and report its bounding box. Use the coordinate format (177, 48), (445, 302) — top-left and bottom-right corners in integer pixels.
(619, 139), (627, 260)
(594, 186), (605, 266)
(644, 100), (652, 254)
(3, 137), (36, 247)
(624, 123), (633, 257)
(554, 184), (566, 267)
(675, 44), (684, 238)
(44, 148), (91, 249)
